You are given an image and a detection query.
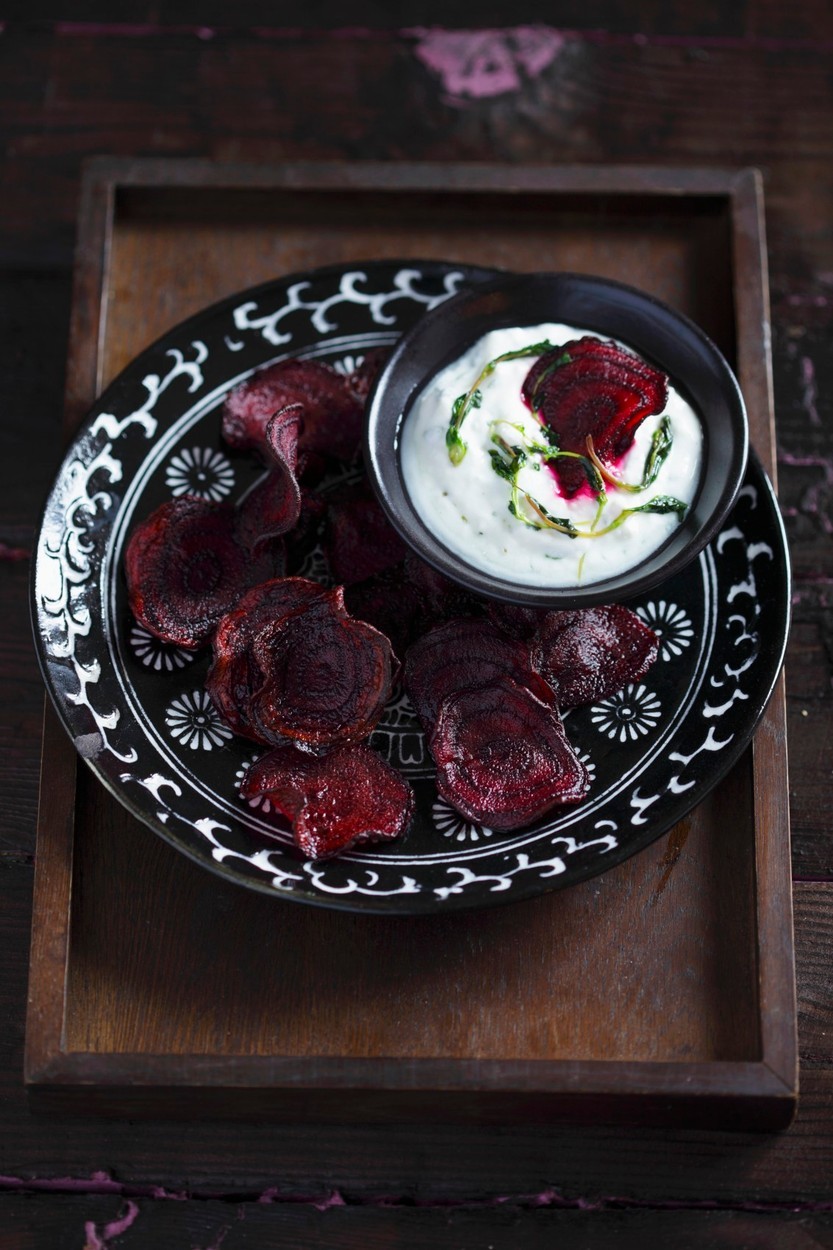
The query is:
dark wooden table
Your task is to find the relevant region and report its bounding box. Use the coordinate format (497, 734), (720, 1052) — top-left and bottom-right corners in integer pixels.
(3, 10), (832, 1247)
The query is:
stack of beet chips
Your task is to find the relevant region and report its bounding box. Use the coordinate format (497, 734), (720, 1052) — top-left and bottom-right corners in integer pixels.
(125, 351), (659, 859)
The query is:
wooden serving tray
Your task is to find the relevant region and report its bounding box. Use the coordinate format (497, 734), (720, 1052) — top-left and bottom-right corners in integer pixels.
(26, 158), (796, 1128)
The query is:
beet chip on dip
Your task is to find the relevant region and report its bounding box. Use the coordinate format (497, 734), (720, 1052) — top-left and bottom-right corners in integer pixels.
(522, 336), (668, 498)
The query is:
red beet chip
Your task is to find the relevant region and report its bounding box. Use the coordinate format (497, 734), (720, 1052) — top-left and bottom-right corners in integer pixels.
(522, 337), (668, 497)
(265, 399), (301, 473)
(284, 487), (328, 572)
(344, 563), (429, 657)
(404, 617), (552, 733)
(403, 553), (484, 624)
(249, 593), (397, 748)
(430, 677), (589, 831)
(125, 497), (285, 651)
(222, 358), (363, 463)
(523, 336), (664, 406)
(345, 347), (390, 404)
(530, 604), (659, 710)
(485, 602), (548, 641)
(234, 405), (303, 554)
(342, 550), (482, 659)
(206, 577), (333, 738)
(240, 742), (414, 859)
(325, 487), (407, 586)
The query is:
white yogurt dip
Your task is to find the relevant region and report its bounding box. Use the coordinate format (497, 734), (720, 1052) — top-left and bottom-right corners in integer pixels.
(400, 323), (703, 588)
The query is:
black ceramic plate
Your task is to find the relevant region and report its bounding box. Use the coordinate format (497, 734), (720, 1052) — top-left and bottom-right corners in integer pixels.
(32, 260), (790, 914)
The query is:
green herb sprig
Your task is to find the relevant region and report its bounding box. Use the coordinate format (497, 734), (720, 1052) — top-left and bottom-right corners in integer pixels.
(578, 495), (688, 539)
(526, 351), (572, 412)
(447, 340), (685, 542)
(488, 426), (585, 537)
(446, 340), (556, 465)
(585, 415), (674, 494)
(487, 419), (686, 538)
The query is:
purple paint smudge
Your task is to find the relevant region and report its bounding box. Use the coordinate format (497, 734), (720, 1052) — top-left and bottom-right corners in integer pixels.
(103, 1202), (140, 1239)
(0, 540), (29, 561)
(0, 1174), (196, 1202)
(314, 1190), (347, 1211)
(3, 1170), (833, 1217)
(408, 26), (565, 102)
(83, 1223), (104, 1250)
(256, 1185), (345, 1207)
(495, 1188), (602, 1210)
(201, 1226), (231, 1250)
(778, 446), (833, 534)
(0, 1173), (123, 1194)
(785, 293), (829, 306)
(56, 21), (215, 38)
(801, 355), (822, 427)
(84, 1201), (139, 1250)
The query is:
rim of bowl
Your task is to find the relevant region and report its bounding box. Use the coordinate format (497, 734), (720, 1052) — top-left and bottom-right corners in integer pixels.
(364, 270), (749, 609)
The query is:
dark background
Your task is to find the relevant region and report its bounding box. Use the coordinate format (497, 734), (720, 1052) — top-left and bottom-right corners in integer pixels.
(2, 6), (832, 1247)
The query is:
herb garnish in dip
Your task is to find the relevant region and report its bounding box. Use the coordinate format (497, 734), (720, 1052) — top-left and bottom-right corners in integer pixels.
(400, 324), (703, 588)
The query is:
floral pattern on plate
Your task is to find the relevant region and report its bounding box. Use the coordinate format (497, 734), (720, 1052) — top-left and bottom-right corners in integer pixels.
(32, 261), (790, 913)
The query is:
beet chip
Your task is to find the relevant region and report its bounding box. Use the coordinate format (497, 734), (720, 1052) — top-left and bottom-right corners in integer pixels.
(403, 553), (484, 625)
(430, 677), (589, 831)
(206, 577), (333, 738)
(522, 337), (668, 497)
(485, 602), (547, 641)
(342, 553), (483, 660)
(344, 563), (429, 657)
(523, 336), (665, 408)
(125, 497), (285, 651)
(240, 743), (414, 859)
(325, 487), (407, 586)
(249, 592), (397, 748)
(222, 358), (363, 463)
(405, 617), (552, 733)
(284, 488), (329, 573)
(530, 604), (659, 709)
(234, 405), (303, 554)
(345, 346), (390, 405)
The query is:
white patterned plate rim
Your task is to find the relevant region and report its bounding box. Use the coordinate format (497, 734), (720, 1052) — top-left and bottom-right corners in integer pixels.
(32, 260), (791, 913)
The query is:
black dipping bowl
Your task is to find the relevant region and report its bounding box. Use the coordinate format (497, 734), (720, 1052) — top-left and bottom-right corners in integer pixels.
(364, 271), (749, 608)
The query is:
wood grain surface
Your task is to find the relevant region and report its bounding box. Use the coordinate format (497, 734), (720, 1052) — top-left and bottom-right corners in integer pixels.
(63, 766), (758, 1063)
(2, 11), (832, 1246)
